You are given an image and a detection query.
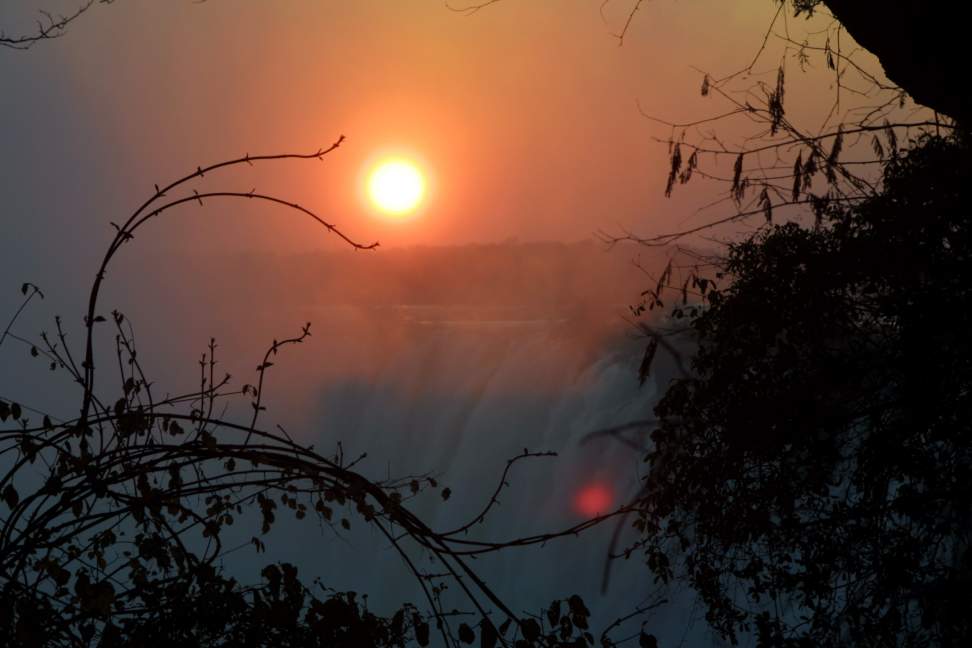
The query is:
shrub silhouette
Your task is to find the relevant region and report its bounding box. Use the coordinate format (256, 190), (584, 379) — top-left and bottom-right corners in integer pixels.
(0, 143), (663, 647)
(633, 133), (972, 646)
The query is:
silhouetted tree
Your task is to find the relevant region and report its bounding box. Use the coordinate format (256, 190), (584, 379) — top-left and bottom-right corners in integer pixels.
(629, 133), (972, 646)
(446, 2), (972, 644)
(597, 3), (972, 645)
(1, 143), (662, 647)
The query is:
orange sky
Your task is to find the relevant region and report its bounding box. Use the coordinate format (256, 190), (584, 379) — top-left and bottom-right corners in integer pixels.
(43, 2), (831, 249)
(1, 1), (889, 263)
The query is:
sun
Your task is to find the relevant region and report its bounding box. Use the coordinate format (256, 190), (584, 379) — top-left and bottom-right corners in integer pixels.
(367, 159), (425, 216)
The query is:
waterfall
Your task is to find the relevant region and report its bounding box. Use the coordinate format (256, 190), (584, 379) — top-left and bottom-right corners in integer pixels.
(240, 303), (710, 644)
(55, 242), (715, 643)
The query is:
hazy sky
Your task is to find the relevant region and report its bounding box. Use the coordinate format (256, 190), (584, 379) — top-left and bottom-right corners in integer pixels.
(1, 0), (865, 446)
(0, 0), (898, 341)
(1, 1), (846, 257)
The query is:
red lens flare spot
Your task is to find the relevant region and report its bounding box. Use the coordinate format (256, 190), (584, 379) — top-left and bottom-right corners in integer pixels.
(575, 483), (613, 517)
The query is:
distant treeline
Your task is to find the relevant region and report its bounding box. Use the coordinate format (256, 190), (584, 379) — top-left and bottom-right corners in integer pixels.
(133, 240), (695, 310)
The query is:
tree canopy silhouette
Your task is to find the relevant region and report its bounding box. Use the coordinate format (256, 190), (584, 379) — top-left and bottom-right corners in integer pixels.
(634, 132), (972, 646)
(605, 2), (972, 645)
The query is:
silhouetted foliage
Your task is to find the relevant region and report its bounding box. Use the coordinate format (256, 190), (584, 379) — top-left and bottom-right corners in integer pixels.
(634, 133), (972, 646)
(435, 6), (972, 645)
(561, 3), (972, 645)
(0, 145), (656, 647)
(602, 0), (957, 251)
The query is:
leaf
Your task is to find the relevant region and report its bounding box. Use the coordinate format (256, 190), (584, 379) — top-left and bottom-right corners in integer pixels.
(316, 500), (333, 520)
(2, 484), (19, 509)
(441, 487), (452, 501)
(481, 619), (498, 648)
(665, 144), (683, 197)
(802, 149), (818, 187)
(638, 339), (659, 387)
(679, 150), (698, 185)
(414, 616), (430, 647)
(700, 74), (710, 96)
(791, 151), (803, 201)
(885, 121), (898, 155)
(871, 135), (885, 160)
(521, 619), (541, 642)
(567, 595), (590, 617)
(10, 402), (21, 420)
(759, 187), (773, 223)
(200, 430), (217, 450)
(546, 600), (561, 626)
(731, 153), (744, 202)
(572, 612), (589, 631)
(49, 562), (70, 587)
(640, 631), (659, 648)
(826, 127), (844, 184)
(769, 66), (785, 134)
(655, 259), (672, 297)
(458, 623), (475, 644)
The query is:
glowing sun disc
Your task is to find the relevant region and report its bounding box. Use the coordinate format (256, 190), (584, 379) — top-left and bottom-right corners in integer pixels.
(368, 159), (425, 215)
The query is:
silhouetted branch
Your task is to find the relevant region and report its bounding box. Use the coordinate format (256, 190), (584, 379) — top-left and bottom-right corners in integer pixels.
(0, 0), (111, 50)
(444, 0), (504, 17)
(1, 139), (660, 646)
(436, 450), (557, 537)
(78, 137), (372, 427)
(0, 283), (43, 350)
